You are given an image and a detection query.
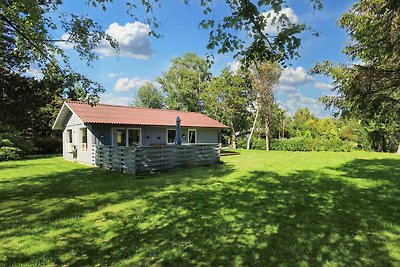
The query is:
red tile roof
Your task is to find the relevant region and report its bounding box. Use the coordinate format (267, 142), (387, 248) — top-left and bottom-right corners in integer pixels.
(66, 101), (228, 128)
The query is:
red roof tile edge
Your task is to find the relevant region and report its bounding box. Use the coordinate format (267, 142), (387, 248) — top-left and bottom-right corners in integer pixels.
(65, 101), (228, 129)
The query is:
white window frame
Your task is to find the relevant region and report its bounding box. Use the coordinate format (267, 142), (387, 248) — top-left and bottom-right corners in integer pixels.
(112, 127), (142, 147)
(112, 127), (126, 147)
(66, 129), (73, 144)
(188, 129), (197, 144)
(127, 128), (141, 147)
(65, 129), (75, 152)
(80, 127), (88, 152)
(166, 128), (176, 144)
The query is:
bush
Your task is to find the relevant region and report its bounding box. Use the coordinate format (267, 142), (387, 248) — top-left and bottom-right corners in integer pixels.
(34, 136), (62, 154)
(270, 137), (355, 152)
(0, 139), (22, 161)
(251, 138), (266, 150)
(0, 127), (36, 161)
(237, 136), (247, 149)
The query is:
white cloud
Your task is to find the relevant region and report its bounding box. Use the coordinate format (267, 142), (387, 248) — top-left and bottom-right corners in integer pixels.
(23, 68), (43, 80)
(228, 61), (241, 73)
(56, 33), (75, 49)
(99, 93), (131, 106)
(262, 7), (299, 34)
(281, 93), (330, 118)
(113, 77), (150, 92)
(276, 84), (298, 94)
(276, 66), (313, 94)
(96, 22), (154, 59)
(108, 72), (121, 78)
(315, 81), (333, 90)
(280, 66), (314, 86)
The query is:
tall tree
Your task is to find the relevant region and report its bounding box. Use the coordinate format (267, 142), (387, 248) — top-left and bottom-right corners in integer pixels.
(133, 82), (164, 109)
(202, 68), (253, 149)
(271, 104), (290, 140)
(0, 0), (117, 98)
(249, 61), (281, 151)
(157, 53), (210, 112)
(312, 0), (400, 154)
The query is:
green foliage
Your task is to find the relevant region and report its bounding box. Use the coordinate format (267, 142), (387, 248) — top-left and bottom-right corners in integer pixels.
(312, 0), (400, 153)
(270, 137), (354, 152)
(34, 136), (62, 154)
(134, 82), (164, 109)
(0, 68), (64, 155)
(203, 69), (253, 129)
(248, 61), (281, 150)
(249, 138), (267, 150)
(236, 136), (248, 149)
(0, 1), (114, 98)
(0, 126), (36, 161)
(202, 68), (254, 148)
(157, 53), (210, 111)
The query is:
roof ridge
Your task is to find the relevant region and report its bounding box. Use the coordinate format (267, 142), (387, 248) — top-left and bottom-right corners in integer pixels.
(65, 100), (205, 115)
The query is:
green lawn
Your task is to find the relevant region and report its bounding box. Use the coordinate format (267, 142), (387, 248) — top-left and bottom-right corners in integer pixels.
(0, 151), (399, 266)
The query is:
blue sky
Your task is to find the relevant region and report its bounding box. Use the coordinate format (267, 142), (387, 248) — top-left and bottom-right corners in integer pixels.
(53, 0), (356, 117)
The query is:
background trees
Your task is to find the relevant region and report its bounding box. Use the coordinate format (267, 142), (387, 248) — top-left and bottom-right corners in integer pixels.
(2, 0), (400, 158)
(202, 68), (253, 149)
(134, 82), (164, 109)
(157, 53), (209, 111)
(249, 61), (281, 150)
(312, 0), (400, 153)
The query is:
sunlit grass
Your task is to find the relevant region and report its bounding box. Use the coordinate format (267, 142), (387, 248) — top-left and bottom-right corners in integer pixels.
(0, 151), (399, 266)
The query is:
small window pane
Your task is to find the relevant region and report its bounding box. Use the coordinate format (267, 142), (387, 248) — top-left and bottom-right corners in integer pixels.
(167, 129), (176, 143)
(128, 129), (140, 146)
(188, 129), (196, 143)
(67, 130), (73, 143)
(81, 128), (88, 151)
(116, 129), (126, 146)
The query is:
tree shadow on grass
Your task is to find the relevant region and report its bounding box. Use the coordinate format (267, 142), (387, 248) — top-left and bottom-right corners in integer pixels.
(1, 157), (400, 266)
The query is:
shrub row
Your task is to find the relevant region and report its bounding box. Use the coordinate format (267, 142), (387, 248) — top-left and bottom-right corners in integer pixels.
(240, 137), (358, 152)
(271, 137), (355, 152)
(0, 129), (36, 161)
(0, 125), (63, 161)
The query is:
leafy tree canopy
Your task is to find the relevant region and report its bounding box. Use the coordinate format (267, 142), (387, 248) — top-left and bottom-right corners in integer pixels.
(1, 0), (323, 94)
(202, 68), (254, 148)
(133, 82), (164, 109)
(311, 0), (400, 152)
(157, 53), (210, 111)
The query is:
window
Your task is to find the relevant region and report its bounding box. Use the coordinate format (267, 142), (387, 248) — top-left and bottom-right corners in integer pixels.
(115, 129), (126, 146)
(167, 129), (176, 144)
(128, 129), (140, 146)
(113, 128), (141, 147)
(81, 128), (88, 151)
(67, 129), (73, 143)
(188, 129), (196, 144)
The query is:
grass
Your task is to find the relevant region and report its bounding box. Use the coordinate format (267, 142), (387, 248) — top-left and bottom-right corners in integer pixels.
(0, 151), (399, 266)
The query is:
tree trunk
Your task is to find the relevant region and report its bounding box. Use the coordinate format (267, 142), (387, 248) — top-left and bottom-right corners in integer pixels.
(382, 134), (386, 152)
(231, 129), (237, 149)
(265, 120), (270, 151)
(247, 107), (259, 150)
(397, 143), (400, 155)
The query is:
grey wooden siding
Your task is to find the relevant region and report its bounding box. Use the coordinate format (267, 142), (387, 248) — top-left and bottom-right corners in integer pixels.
(197, 128), (220, 143)
(141, 127), (166, 146)
(95, 144), (220, 174)
(87, 124), (221, 151)
(91, 124), (112, 146)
